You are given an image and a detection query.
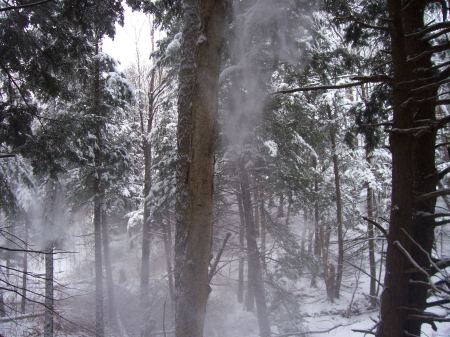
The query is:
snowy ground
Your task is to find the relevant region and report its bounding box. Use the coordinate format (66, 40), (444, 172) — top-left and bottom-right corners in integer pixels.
(1, 221), (449, 337)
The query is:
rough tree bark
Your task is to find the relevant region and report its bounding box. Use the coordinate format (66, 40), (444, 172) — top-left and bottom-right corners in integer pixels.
(376, 1), (441, 336)
(239, 163), (271, 337)
(174, 1), (225, 337)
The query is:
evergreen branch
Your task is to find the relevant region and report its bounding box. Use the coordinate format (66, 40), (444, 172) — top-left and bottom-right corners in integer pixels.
(335, 15), (389, 31)
(273, 76), (390, 95)
(407, 43), (450, 62)
(0, 0), (54, 12)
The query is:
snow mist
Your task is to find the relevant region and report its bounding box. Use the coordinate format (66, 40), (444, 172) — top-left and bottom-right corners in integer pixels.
(221, 0), (314, 155)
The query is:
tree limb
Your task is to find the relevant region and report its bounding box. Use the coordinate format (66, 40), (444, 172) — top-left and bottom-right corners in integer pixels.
(273, 75), (390, 95)
(416, 188), (450, 202)
(0, 0), (54, 12)
(208, 233), (231, 282)
(362, 216), (388, 237)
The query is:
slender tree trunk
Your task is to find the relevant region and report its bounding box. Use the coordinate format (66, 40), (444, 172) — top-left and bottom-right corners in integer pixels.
(236, 192), (245, 304)
(101, 210), (116, 327)
(259, 190), (267, 271)
(0, 292), (4, 317)
(253, 186), (260, 238)
(277, 193), (284, 218)
(21, 216), (29, 314)
(301, 210), (308, 255)
(314, 177), (321, 256)
(366, 182), (377, 307)
(140, 68), (156, 299)
(239, 163), (271, 337)
(174, 2), (225, 337)
(162, 216), (175, 303)
(284, 193), (292, 227)
(44, 243), (54, 337)
(329, 112), (344, 299)
(307, 209), (314, 255)
(377, 1), (438, 336)
(93, 38), (105, 337)
(94, 190), (104, 337)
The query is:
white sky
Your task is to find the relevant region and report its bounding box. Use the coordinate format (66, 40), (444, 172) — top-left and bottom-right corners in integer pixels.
(103, 5), (152, 70)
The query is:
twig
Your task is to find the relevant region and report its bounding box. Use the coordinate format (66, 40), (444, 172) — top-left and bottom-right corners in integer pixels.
(0, 246), (78, 254)
(0, 0), (54, 12)
(273, 323), (353, 336)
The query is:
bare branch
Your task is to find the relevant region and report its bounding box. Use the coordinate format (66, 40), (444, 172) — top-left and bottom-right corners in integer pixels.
(416, 188), (450, 202)
(208, 233), (232, 282)
(405, 22), (450, 38)
(273, 76), (390, 95)
(0, 0), (54, 12)
(0, 246), (78, 255)
(362, 216), (388, 237)
(0, 154), (15, 159)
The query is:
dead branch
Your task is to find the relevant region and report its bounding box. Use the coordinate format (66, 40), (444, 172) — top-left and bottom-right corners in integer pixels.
(416, 188), (450, 202)
(0, 0), (54, 12)
(362, 216), (388, 236)
(208, 233), (232, 282)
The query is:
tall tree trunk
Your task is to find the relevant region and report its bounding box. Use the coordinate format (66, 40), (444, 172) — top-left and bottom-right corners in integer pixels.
(140, 67), (156, 299)
(377, 1), (439, 336)
(313, 177), (321, 256)
(21, 216), (29, 314)
(329, 112), (344, 299)
(236, 192), (245, 304)
(366, 181), (377, 308)
(174, 2), (225, 337)
(44, 243), (54, 337)
(94, 189), (104, 337)
(93, 38), (105, 337)
(162, 216), (175, 304)
(0, 292), (4, 317)
(253, 185), (260, 237)
(101, 210), (116, 328)
(259, 190), (267, 271)
(239, 163), (271, 337)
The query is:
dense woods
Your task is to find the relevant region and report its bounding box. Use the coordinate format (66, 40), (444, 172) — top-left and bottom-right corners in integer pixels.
(0, 1), (449, 337)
